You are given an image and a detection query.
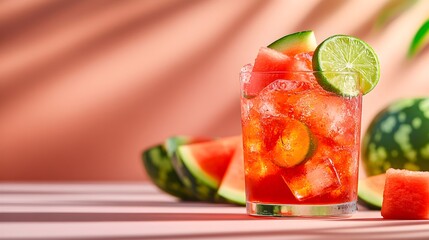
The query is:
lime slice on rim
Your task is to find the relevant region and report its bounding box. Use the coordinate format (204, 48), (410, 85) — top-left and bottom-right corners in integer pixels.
(312, 35), (380, 96)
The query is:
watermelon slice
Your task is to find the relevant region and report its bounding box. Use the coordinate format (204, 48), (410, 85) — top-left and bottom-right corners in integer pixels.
(243, 31), (317, 98)
(142, 136), (206, 201)
(172, 136), (240, 202)
(166, 136), (224, 202)
(357, 173), (386, 210)
(268, 30), (317, 55)
(381, 168), (429, 219)
(243, 47), (292, 98)
(217, 140), (245, 205)
(142, 144), (196, 200)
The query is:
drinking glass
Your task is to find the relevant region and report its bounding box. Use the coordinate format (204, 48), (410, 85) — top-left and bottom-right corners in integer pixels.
(240, 65), (362, 217)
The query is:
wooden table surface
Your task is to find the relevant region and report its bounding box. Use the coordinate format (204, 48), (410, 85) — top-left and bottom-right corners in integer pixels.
(1, 183), (428, 240)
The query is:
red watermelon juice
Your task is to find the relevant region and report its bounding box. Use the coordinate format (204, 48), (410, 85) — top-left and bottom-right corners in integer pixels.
(240, 51), (362, 217)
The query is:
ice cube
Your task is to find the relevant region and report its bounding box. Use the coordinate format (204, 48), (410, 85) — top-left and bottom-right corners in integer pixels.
(321, 97), (361, 146)
(281, 157), (341, 201)
(240, 63), (253, 74)
(258, 101), (279, 118)
(292, 52), (313, 72)
(240, 64), (253, 97)
(241, 98), (253, 120)
(266, 79), (308, 92)
(294, 93), (360, 146)
(245, 150), (281, 182)
(261, 79), (312, 95)
(242, 117), (263, 155)
(256, 80), (312, 117)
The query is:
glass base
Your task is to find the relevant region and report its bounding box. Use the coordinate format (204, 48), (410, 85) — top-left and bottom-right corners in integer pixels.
(247, 201), (357, 217)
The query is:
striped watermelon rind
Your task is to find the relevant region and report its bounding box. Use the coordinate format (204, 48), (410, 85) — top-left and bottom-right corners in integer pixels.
(142, 144), (196, 200)
(173, 137), (240, 203)
(178, 146), (218, 189)
(362, 97), (429, 176)
(168, 137), (220, 202)
(142, 136), (212, 201)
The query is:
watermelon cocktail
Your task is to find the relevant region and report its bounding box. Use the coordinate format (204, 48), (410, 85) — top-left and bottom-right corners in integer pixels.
(240, 67), (362, 216)
(240, 31), (380, 217)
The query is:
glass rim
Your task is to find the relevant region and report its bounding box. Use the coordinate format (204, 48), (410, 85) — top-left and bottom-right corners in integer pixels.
(245, 70), (358, 73)
(240, 64), (359, 75)
(241, 70), (360, 75)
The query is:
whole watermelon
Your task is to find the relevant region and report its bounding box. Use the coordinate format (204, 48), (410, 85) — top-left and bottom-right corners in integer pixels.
(362, 97), (429, 176)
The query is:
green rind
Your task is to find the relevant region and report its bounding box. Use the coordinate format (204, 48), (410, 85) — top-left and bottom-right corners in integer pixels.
(178, 146), (218, 189)
(167, 136), (219, 202)
(217, 185), (245, 206)
(142, 145), (196, 200)
(362, 98), (429, 176)
(172, 153), (219, 202)
(312, 35), (380, 96)
(171, 146), (219, 202)
(268, 30), (317, 54)
(408, 19), (429, 58)
(357, 178), (384, 210)
(165, 136), (193, 158)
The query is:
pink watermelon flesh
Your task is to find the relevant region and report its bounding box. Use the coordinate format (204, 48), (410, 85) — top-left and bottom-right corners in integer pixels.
(381, 168), (429, 219)
(217, 140), (245, 205)
(244, 48), (316, 98)
(244, 47), (292, 97)
(180, 136), (241, 189)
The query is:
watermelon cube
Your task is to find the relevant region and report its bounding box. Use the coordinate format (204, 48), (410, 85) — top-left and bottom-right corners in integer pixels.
(381, 168), (429, 219)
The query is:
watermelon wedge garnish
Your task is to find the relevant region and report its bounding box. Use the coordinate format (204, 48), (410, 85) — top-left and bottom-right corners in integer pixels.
(243, 30), (318, 98)
(268, 30), (317, 55)
(243, 47), (292, 98)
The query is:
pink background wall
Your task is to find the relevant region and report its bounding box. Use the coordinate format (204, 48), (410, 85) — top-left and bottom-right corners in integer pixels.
(1, 0), (429, 181)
